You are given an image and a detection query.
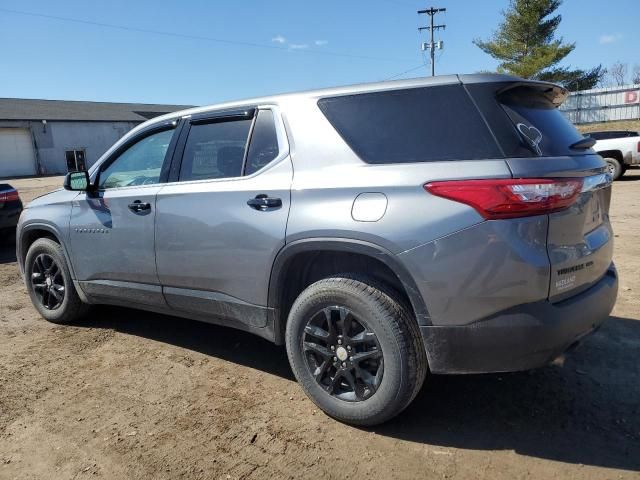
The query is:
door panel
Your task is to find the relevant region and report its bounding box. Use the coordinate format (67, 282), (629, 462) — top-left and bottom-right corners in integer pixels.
(70, 185), (165, 306)
(68, 124), (178, 306)
(155, 157), (292, 312)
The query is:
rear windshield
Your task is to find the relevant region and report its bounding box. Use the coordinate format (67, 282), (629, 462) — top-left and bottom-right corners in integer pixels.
(317, 85), (502, 164)
(498, 86), (585, 157)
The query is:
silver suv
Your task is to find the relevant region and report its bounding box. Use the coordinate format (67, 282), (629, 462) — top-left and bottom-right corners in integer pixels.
(17, 74), (618, 425)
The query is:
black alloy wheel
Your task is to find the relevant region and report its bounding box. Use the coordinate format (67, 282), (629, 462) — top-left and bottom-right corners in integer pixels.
(31, 253), (66, 310)
(302, 305), (383, 402)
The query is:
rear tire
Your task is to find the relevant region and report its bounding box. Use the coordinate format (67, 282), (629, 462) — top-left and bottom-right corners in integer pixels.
(25, 238), (89, 324)
(604, 157), (623, 180)
(285, 274), (428, 426)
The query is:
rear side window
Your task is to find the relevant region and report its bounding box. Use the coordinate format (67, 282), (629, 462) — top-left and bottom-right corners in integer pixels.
(317, 85), (502, 164)
(179, 119), (252, 181)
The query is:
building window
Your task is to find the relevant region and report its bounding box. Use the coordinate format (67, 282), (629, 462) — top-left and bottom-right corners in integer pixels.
(65, 149), (86, 172)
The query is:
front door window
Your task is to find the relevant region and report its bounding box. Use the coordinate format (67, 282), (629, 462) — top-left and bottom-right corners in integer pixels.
(99, 129), (174, 189)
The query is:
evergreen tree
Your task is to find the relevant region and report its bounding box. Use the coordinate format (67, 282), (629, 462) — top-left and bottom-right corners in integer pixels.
(474, 0), (603, 90)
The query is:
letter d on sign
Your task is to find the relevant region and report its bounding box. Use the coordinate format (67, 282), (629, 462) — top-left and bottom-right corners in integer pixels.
(624, 90), (639, 104)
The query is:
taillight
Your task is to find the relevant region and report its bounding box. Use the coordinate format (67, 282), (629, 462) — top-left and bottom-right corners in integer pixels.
(0, 189), (20, 202)
(424, 178), (583, 219)
(637, 141), (640, 153)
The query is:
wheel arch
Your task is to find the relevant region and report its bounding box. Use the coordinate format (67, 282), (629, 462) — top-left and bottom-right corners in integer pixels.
(597, 150), (623, 163)
(19, 223), (76, 280)
(268, 238), (430, 345)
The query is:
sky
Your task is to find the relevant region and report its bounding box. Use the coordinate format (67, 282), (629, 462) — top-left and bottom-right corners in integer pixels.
(0, 0), (638, 106)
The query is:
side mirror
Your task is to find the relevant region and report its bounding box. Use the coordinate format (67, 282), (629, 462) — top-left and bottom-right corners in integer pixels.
(63, 171), (91, 191)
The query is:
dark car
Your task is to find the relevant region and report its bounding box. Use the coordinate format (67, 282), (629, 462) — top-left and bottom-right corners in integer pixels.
(0, 184), (23, 242)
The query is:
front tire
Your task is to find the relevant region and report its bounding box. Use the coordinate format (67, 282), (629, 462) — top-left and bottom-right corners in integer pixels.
(285, 274), (428, 426)
(25, 238), (88, 324)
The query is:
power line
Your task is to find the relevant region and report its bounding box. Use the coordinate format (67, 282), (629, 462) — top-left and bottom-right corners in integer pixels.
(378, 0), (421, 7)
(0, 7), (402, 63)
(417, 6), (446, 76)
(382, 64), (426, 81)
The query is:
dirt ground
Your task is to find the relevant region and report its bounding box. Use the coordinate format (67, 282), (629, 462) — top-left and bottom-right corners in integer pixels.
(1, 172), (638, 480)
(577, 119), (640, 134)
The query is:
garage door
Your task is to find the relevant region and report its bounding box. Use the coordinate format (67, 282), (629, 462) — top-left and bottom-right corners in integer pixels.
(0, 128), (37, 178)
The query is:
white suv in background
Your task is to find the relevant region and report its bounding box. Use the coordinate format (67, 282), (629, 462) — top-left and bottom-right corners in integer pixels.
(588, 130), (640, 180)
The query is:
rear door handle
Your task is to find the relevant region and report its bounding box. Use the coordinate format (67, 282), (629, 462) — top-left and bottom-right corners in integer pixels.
(247, 194), (282, 211)
(128, 200), (151, 213)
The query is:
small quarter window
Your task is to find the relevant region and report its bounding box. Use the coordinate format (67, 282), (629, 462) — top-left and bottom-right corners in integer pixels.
(179, 119), (252, 181)
(245, 110), (279, 175)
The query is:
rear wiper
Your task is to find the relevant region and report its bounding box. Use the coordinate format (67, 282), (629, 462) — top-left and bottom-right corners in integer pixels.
(570, 136), (596, 150)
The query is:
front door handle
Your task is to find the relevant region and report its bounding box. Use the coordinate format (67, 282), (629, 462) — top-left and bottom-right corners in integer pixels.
(247, 194), (282, 211)
(128, 200), (151, 213)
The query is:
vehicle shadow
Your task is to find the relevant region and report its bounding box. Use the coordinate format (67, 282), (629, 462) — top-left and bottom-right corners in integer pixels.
(619, 169), (640, 181)
(377, 315), (640, 472)
(79, 306), (295, 381)
(77, 308), (640, 472)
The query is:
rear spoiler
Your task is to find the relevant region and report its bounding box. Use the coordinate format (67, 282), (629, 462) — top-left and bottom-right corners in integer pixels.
(496, 81), (569, 108)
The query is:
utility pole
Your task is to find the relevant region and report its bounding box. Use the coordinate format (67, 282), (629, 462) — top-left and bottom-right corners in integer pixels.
(418, 6), (446, 76)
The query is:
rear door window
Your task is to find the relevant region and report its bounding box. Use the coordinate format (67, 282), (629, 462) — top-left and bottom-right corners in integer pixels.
(179, 119), (252, 181)
(318, 85), (502, 164)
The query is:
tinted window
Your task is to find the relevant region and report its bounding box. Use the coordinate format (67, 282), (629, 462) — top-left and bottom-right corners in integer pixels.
(587, 132), (608, 140)
(179, 119), (252, 181)
(467, 82), (591, 158)
(245, 110), (279, 175)
(588, 130), (637, 140)
(499, 86), (584, 157)
(318, 85), (501, 164)
(99, 129), (174, 189)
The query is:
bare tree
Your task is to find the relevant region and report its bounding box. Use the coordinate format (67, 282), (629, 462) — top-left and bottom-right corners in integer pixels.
(597, 68), (610, 87)
(632, 64), (640, 85)
(607, 61), (628, 86)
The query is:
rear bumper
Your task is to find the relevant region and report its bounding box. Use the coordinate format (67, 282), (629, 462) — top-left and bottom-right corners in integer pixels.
(421, 264), (618, 374)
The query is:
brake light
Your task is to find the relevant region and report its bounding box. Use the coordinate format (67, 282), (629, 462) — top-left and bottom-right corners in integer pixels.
(424, 178), (583, 219)
(0, 189), (20, 202)
(637, 141), (640, 153)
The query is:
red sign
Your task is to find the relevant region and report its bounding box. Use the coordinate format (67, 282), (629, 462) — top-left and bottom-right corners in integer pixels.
(624, 90), (639, 104)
